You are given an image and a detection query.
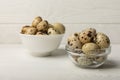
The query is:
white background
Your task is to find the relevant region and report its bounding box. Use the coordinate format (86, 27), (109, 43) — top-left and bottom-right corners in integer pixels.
(0, 0), (120, 44)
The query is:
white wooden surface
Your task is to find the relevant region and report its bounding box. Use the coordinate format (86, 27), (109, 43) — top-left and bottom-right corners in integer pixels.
(0, 44), (120, 80)
(0, 0), (120, 23)
(0, 0), (120, 43)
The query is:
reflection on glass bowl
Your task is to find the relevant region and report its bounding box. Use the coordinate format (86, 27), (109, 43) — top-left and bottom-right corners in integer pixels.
(65, 45), (111, 68)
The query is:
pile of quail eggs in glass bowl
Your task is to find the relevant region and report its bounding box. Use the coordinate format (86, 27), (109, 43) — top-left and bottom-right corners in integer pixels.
(66, 28), (111, 68)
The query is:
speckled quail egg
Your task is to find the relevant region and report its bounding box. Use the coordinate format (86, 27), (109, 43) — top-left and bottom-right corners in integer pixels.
(36, 31), (47, 35)
(47, 28), (60, 35)
(72, 55), (79, 62)
(21, 25), (30, 34)
(48, 24), (54, 28)
(77, 56), (93, 66)
(32, 16), (42, 27)
(25, 27), (37, 35)
(94, 56), (106, 63)
(68, 40), (82, 50)
(67, 33), (82, 49)
(79, 28), (96, 44)
(36, 20), (49, 32)
(68, 33), (80, 42)
(53, 23), (65, 34)
(95, 32), (110, 49)
(82, 43), (100, 55)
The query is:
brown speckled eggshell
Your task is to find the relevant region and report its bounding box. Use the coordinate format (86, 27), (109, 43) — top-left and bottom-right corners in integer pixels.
(48, 28), (60, 35)
(21, 25), (31, 34)
(53, 23), (65, 34)
(25, 27), (37, 35)
(36, 20), (49, 32)
(82, 43), (100, 55)
(36, 31), (47, 35)
(79, 28), (96, 44)
(95, 32), (110, 49)
(67, 33), (82, 49)
(32, 16), (42, 28)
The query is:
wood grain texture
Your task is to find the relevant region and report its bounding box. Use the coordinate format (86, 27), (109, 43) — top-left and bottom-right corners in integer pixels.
(0, 0), (120, 43)
(0, 0), (120, 23)
(0, 24), (119, 44)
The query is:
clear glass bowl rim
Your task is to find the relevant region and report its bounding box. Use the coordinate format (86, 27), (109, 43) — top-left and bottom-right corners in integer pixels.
(65, 45), (111, 56)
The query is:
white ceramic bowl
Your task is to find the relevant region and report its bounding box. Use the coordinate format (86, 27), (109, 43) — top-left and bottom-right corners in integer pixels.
(20, 33), (64, 57)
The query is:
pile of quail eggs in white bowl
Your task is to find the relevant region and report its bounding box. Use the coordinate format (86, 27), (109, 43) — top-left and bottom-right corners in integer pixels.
(66, 28), (111, 68)
(20, 16), (65, 57)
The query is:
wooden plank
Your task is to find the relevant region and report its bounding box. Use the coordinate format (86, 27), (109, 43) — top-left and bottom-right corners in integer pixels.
(0, 0), (120, 23)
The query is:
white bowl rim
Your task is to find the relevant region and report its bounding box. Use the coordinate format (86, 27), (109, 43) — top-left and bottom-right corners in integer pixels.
(19, 33), (64, 37)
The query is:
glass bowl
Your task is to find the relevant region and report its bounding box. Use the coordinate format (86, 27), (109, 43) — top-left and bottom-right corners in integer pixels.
(65, 45), (111, 68)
